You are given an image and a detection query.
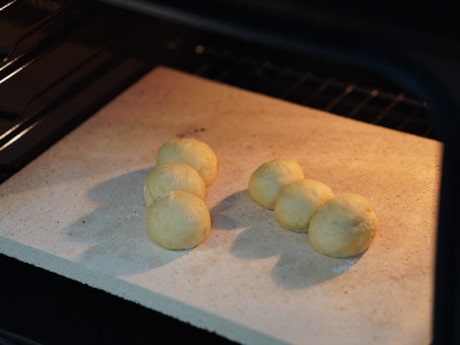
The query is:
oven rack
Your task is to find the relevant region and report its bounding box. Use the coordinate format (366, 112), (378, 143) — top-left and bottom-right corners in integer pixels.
(180, 43), (436, 140)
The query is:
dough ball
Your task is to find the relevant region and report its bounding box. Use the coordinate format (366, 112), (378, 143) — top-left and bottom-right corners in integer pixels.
(146, 190), (211, 250)
(144, 163), (206, 208)
(156, 138), (218, 187)
(274, 179), (335, 232)
(307, 193), (378, 258)
(248, 158), (304, 209)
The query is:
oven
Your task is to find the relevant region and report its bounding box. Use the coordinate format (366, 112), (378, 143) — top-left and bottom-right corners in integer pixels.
(1, 1), (458, 344)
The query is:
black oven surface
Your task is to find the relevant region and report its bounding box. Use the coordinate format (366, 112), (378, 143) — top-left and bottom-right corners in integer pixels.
(1, 1), (458, 345)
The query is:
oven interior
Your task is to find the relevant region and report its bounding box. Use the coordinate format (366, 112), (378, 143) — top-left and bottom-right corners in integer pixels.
(1, 1), (458, 344)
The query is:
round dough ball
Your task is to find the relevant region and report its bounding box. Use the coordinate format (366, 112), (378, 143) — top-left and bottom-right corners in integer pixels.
(156, 138), (218, 187)
(307, 193), (378, 258)
(144, 163), (206, 208)
(146, 190), (211, 250)
(274, 179), (335, 232)
(248, 158), (304, 209)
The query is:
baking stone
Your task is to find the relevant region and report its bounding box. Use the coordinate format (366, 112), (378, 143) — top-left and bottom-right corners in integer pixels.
(0, 66), (441, 345)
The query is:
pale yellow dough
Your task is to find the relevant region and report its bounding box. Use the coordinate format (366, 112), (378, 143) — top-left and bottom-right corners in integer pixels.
(146, 190), (211, 250)
(156, 138), (218, 187)
(274, 179), (335, 231)
(144, 163), (206, 208)
(248, 159), (304, 209)
(307, 193), (378, 258)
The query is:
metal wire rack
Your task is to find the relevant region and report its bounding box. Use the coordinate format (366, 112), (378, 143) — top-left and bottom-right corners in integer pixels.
(180, 44), (437, 140)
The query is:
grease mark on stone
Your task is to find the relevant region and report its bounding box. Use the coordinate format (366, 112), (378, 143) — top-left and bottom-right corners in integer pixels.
(177, 127), (206, 138)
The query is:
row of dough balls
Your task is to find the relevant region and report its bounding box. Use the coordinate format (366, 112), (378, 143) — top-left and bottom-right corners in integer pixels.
(144, 138), (218, 250)
(248, 158), (378, 258)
